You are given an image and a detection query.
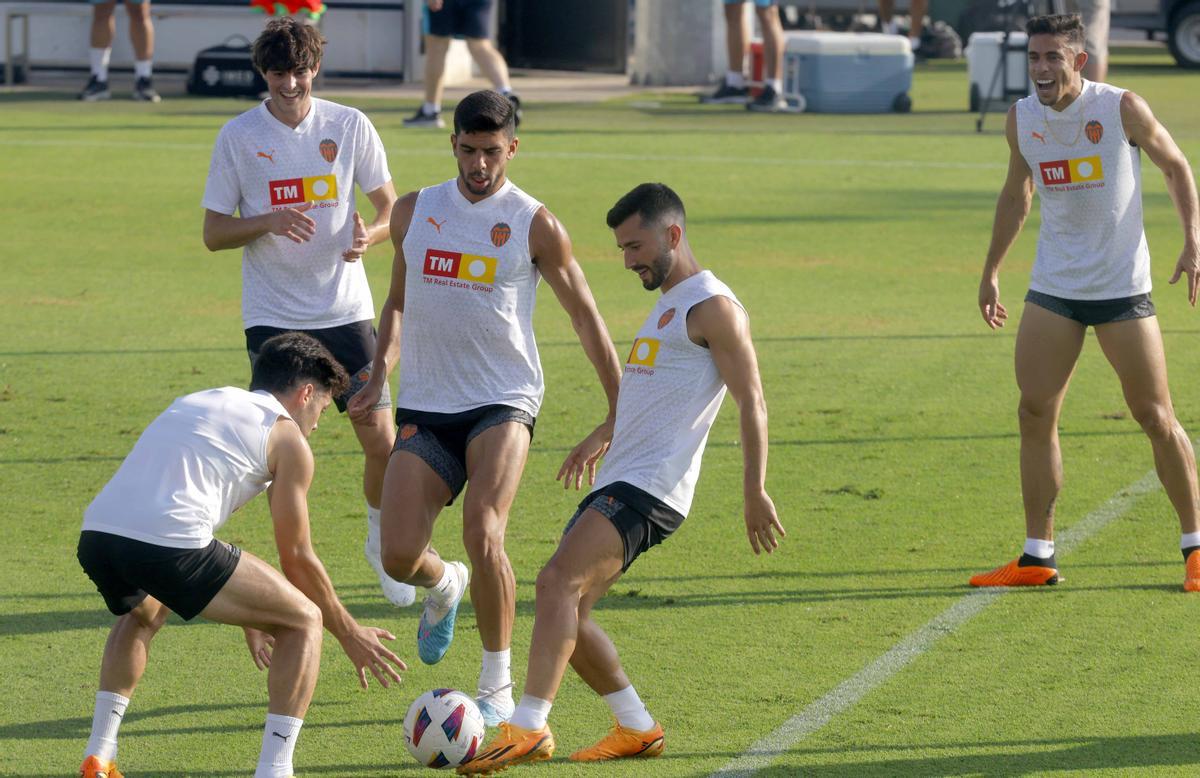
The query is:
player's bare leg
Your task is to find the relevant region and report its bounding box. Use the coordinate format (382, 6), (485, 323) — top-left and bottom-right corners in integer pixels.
(83, 596), (169, 777)
(1096, 315), (1200, 589)
(199, 552), (324, 777)
(465, 37), (511, 91)
(200, 552), (324, 717)
(1095, 316), (1200, 532)
(422, 34), (452, 107)
(354, 407), (414, 606)
(458, 422), (529, 722)
(125, 0), (154, 62)
(972, 303), (1084, 586)
(90, 2), (117, 49)
(378, 449), (453, 586)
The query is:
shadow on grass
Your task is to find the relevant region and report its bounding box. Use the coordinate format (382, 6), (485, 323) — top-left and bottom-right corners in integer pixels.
(0, 427), (1148, 466)
(766, 732), (1200, 776)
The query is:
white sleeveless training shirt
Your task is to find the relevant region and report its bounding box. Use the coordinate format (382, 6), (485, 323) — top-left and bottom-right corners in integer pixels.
(397, 178), (546, 416)
(593, 271), (743, 516)
(1015, 80), (1150, 300)
(202, 98), (392, 329)
(82, 388), (290, 549)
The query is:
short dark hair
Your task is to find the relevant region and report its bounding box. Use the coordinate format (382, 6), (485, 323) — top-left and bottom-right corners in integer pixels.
(249, 332), (349, 398)
(1025, 14), (1086, 50)
(453, 90), (517, 138)
(252, 18), (325, 73)
(606, 183), (687, 230)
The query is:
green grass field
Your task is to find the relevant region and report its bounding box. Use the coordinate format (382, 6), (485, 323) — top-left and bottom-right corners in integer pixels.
(3, 48), (1200, 777)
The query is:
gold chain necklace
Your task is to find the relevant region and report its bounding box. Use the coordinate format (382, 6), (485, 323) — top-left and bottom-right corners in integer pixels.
(1041, 84), (1086, 146)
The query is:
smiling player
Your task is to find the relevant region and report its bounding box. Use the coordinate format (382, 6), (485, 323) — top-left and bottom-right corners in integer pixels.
(201, 18), (416, 610)
(973, 14), (1200, 589)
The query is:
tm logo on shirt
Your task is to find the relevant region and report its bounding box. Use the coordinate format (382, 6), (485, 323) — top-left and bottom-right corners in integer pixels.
(1038, 156), (1104, 189)
(269, 175), (338, 207)
(626, 337), (660, 375)
(422, 248), (497, 291)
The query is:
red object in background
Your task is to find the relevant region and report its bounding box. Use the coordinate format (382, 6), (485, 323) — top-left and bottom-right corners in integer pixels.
(749, 39), (764, 97)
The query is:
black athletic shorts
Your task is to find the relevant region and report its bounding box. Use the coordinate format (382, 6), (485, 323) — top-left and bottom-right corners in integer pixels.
(425, 0), (493, 38)
(393, 404), (535, 504)
(563, 481), (685, 572)
(1025, 289), (1156, 327)
(77, 530), (242, 621)
(245, 320), (391, 413)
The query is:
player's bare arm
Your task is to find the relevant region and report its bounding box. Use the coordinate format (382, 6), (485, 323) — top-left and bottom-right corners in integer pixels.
(531, 207), (624, 488)
(688, 295), (784, 555)
(979, 105), (1035, 330)
(347, 192), (418, 422)
(342, 181), (399, 263)
(1121, 91), (1200, 305)
(203, 204), (317, 250)
(265, 418), (407, 688)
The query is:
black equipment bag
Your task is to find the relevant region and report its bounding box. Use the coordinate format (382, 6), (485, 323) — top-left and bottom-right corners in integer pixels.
(187, 35), (267, 98)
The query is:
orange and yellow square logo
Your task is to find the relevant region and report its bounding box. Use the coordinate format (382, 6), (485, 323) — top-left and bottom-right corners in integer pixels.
(423, 249), (498, 285)
(627, 337), (660, 367)
(1038, 156), (1103, 186)
(269, 175), (338, 205)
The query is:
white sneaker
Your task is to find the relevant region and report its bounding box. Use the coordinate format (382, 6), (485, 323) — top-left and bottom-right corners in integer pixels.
(476, 684), (516, 726)
(364, 523), (416, 607)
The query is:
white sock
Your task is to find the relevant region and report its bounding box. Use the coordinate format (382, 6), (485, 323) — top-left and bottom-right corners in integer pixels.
(1181, 532), (1200, 550)
(255, 713), (303, 778)
(90, 47), (112, 81)
(478, 648), (511, 696)
(883, 19), (900, 34)
(909, 35), (922, 49)
(497, 84), (512, 95)
(766, 78), (783, 94)
(422, 101), (439, 114)
(1023, 538), (1055, 559)
(84, 691), (128, 763)
(725, 70), (745, 88)
(509, 694), (552, 730)
(134, 60), (152, 79)
(428, 560), (463, 611)
(604, 686), (655, 731)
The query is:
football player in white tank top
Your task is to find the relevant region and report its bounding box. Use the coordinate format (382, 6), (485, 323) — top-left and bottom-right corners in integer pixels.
(77, 334), (406, 778)
(201, 20), (415, 611)
(350, 91), (622, 725)
(973, 14), (1200, 590)
(461, 184), (784, 773)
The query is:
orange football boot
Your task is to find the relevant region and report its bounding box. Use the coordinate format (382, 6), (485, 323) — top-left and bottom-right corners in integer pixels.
(569, 719), (665, 762)
(456, 722), (555, 775)
(80, 755), (123, 778)
(1184, 549), (1200, 592)
(969, 558), (1059, 587)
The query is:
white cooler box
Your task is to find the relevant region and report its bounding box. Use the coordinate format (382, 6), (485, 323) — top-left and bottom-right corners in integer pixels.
(782, 32), (914, 113)
(965, 31), (1033, 111)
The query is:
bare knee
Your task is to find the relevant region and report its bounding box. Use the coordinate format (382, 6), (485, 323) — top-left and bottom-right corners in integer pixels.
(462, 513), (507, 567)
(466, 37), (496, 56)
(380, 542), (423, 582)
(1131, 403), (1177, 442)
(1017, 397), (1058, 435)
(535, 561), (581, 606)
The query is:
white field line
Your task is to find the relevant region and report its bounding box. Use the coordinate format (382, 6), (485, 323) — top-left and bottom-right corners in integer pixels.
(1, 138), (1006, 171)
(711, 469), (1163, 778)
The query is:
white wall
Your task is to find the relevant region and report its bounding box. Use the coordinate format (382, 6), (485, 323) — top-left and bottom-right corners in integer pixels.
(0, 5), (406, 74)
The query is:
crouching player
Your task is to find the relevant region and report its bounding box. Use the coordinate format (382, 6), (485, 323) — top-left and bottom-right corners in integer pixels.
(77, 333), (406, 778)
(459, 183), (784, 773)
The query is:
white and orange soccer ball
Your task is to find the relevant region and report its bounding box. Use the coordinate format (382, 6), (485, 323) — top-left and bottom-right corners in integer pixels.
(403, 688), (486, 769)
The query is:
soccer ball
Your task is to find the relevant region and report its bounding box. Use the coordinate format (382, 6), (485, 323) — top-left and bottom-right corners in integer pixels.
(403, 688), (486, 769)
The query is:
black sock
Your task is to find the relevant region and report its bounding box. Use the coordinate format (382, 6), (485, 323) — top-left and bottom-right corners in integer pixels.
(1018, 552), (1056, 569)
(1182, 545), (1200, 562)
